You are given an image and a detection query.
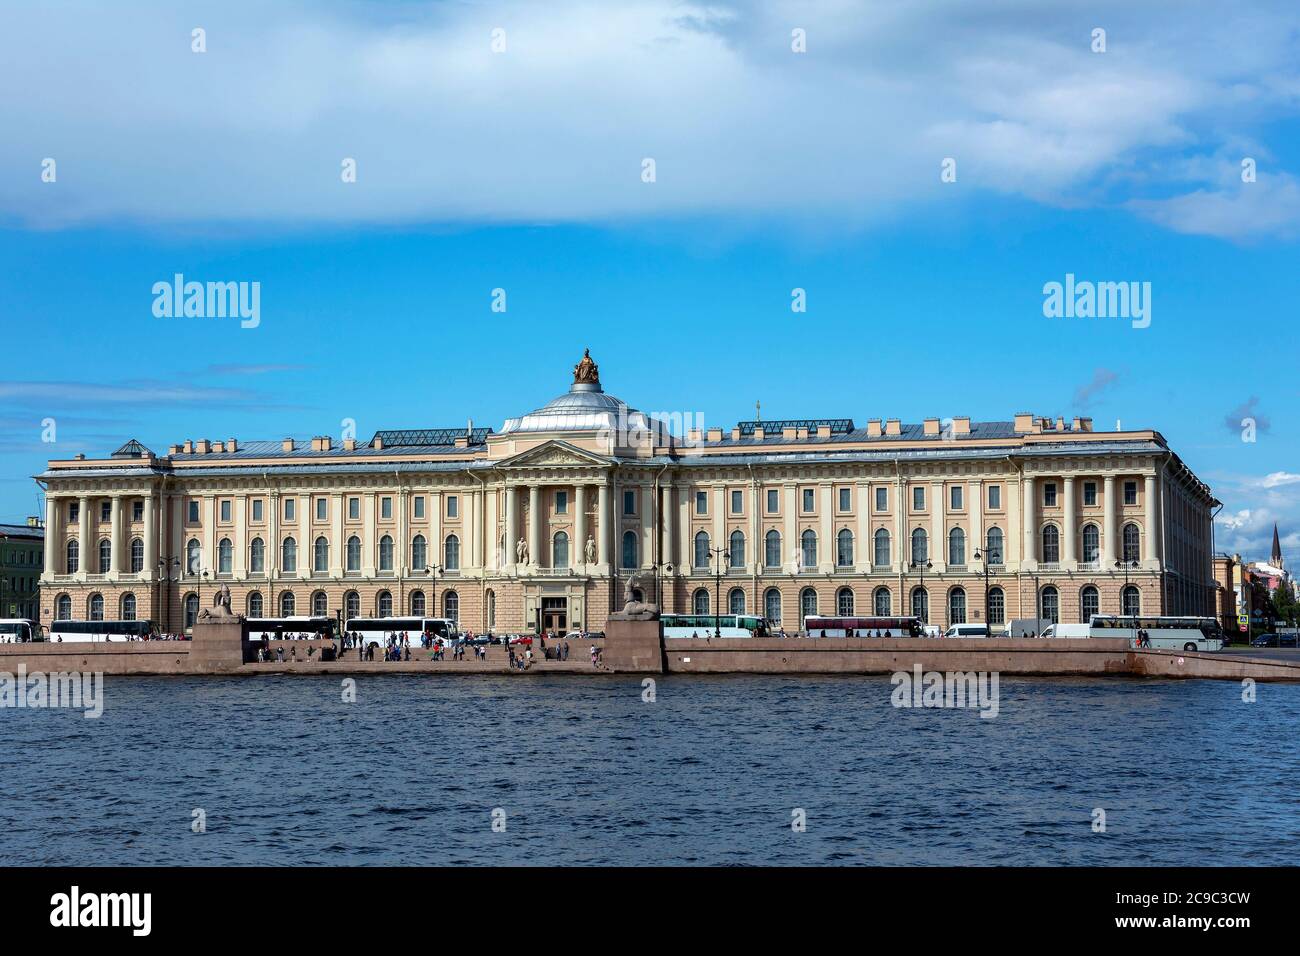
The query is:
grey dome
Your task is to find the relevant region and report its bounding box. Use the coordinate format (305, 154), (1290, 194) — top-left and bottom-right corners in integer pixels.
(499, 381), (653, 435)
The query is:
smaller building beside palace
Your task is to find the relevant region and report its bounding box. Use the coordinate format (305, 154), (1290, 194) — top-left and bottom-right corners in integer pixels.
(36, 351), (1219, 635)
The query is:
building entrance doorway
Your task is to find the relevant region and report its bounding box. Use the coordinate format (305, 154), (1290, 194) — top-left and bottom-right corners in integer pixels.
(541, 597), (568, 634)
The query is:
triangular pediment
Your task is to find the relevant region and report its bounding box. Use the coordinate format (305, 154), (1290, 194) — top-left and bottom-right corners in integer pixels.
(499, 440), (611, 469)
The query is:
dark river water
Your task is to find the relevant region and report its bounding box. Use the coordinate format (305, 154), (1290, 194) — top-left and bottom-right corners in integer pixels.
(3, 674), (1298, 866)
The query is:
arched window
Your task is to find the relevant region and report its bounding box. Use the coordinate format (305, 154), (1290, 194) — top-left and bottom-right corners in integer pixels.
(378, 535), (394, 572)
(763, 530), (781, 568)
(248, 591), (263, 617)
(98, 539), (112, 573)
(250, 537), (265, 573)
(949, 587), (967, 625)
(411, 535), (427, 571)
(443, 590), (459, 622)
(55, 594), (72, 620)
(186, 538), (202, 574)
(1122, 584), (1141, 616)
(280, 591), (296, 616)
(985, 528), (1004, 565)
(800, 586), (818, 625)
(66, 540), (79, 574)
(837, 529), (854, 567)
(346, 535), (361, 572)
(1040, 585), (1059, 623)
(694, 531), (710, 569)
(1042, 525), (1060, 564)
(911, 586), (929, 623)
(281, 537), (297, 573)
(987, 586), (1005, 625)
(553, 531), (569, 569)
(344, 590), (360, 620)
(764, 587), (782, 623)
(910, 528), (928, 564)
(377, 590), (392, 617)
(219, 538), (233, 574)
(622, 530), (637, 569)
(121, 593), (136, 621)
(873, 528), (890, 567)
(948, 527), (966, 566)
(836, 586), (855, 616)
(487, 590), (496, 629)
(1082, 524), (1100, 564)
(1081, 585), (1100, 620)
(312, 591), (328, 617)
(89, 593), (104, 620)
(184, 593), (199, 629)
(1122, 524), (1141, 563)
(729, 530), (745, 569)
(693, 588), (710, 615)
(130, 538), (144, 573)
(444, 535), (460, 571)
(801, 529), (817, 568)
(729, 587), (746, 614)
(873, 586), (891, 615)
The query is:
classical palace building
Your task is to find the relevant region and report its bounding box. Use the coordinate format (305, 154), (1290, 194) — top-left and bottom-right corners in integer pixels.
(37, 351), (1218, 635)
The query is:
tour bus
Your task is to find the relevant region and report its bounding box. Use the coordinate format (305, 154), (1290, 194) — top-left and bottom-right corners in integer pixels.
(1088, 615), (1224, 652)
(660, 614), (770, 638)
(0, 619), (39, 643)
(344, 616), (457, 648)
(245, 616), (341, 642)
(803, 616), (923, 638)
(48, 619), (157, 642)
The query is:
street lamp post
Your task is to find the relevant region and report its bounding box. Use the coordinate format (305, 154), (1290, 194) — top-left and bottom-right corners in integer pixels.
(908, 558), (933, 626)
(709, 545), (728, 638)
(1116, 557), (1139, 627)
(974, 539), (1000, 634)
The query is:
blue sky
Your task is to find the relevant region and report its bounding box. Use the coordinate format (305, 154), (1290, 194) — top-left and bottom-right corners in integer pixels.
(1, 0), (1298, 562)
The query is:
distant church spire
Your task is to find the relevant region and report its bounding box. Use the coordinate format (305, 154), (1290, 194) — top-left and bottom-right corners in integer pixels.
(1272, 522), (1284, 569)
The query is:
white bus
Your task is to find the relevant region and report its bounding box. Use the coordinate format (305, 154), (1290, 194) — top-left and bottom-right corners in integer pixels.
(344, 616), (457, 648)
(0, 619), (39, 643)
(245, 617), (341, 641)
(660, 614), (770, 638)
(48, 619), (157, 642)
(804, 616), (923, 637)
(1089, 615), (1224, 652)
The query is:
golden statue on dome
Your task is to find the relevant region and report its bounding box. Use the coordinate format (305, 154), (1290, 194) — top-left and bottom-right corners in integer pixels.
(573, 348), (600, 385)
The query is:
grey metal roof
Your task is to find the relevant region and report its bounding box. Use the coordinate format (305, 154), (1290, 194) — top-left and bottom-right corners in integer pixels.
(0, 524), (44, 539)
(499, 381), (659, 435)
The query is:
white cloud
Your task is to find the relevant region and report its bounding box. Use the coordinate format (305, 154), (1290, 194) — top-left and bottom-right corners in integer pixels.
(1259, 472), (1300, 489)
(0, 0), (1296, 233)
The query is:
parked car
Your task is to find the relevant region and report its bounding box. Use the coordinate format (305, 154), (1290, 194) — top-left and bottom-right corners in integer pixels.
(1252, 633), (1280, 647)
(1283, 633), (1299, 648)
(464, 634), (493, 646)
(943, 624), (990, 639)
(508, 634), (533, 647)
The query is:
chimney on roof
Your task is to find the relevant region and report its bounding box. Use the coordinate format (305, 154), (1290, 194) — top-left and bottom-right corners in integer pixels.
(1013, 413), (1034, 434)
(282, 438), (295, 452)
(707, 427), (723, 443)
(867, 419), (882, 438)
(195, 439), (209, 454)
(952, 416), (971, 435)
(782, 427), (796, 440)
(343, 438), (357, 451)
(731, 427), (741, 440)
(1056, 416), (1065, 431)
(467, 418), (474, 436)
(168, 444), (180, 455)
(183, 440), (193, 454)
(923, 418), (940, 436)
(227, 438), (238, 452)
(816, 425), (831, 438)
(753, 426), (765, 440)
(373, 435), (384, 450)
(212, 441), (224, 453)
(885, 419), (901, 436)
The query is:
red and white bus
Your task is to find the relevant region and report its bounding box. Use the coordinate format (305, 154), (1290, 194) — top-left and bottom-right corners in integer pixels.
(803, 616), (922, 638)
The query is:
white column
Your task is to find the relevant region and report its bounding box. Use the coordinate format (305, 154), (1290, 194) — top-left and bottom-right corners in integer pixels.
(109, 495), (124, 576)
(298, 494), (310, 579)
(486, 489), (500, 571)
(575, 485), (587, 567)
(641, 484), (653, 569)
(856, 484), (870, 572)
(268, 494), (281, 576)
(1144, 474), (1158, 565)
(234, 497), (247, 577)
(528, 484), (541, 566)
(677, 483), (691, 571)
(431, 491), (443, 571)
(44, 495), (57, 575)
(76, 495), (90, 578)
(1102, 475), (1117, 565)
(1062, 476), (1076, 568)
(170, 495), (184, 574)
(203, 495), (217, 576)
(929, 481), (944, 571)
(784, 484), (796, 572)
(663, 483), (676, 572)
(362, 493), (376, 576)
(819, 483), (834, 573)
(1021, 476), (1036, 567)
(330, 493), (343, 576)
(503, 486), (516, 570)
(894, 480), (904, 571)
(713, 485), (725, 568)
(597, 482), (610, 567)
(968, 480), (983, 561)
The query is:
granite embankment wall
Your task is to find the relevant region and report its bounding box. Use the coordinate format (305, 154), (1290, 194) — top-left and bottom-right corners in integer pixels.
(0, 641), (194, 675)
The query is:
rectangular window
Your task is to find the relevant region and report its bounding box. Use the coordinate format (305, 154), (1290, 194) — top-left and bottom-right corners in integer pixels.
(100, 501), (111, 522)
(1083, 481), (1097, 506)
(188, 501), (200, 523)
(988, 485), (1001, 509)
(766, 489), (778, 514)
(950, 486), (963, 510)
(132, 501), (144, 522)
(875, 487), (888, 512)
(252, 499), (264, 522)
(413, 496), (425, 519)
(315, 498), (327, 521)
(623, 490), (636, 515)
(696, 491), (708, 515)
(1124, 481), (1138, 505)
(447, 496), (459, 518)
(1043, 483), (1058, 507)
(220, 500), (232, 522)
(802, 489), (815, 513)
(69, 502), (79, 522)
(912, 486), (925, 511)
(348, 497), (360, 520)
(380, 497), (393, 519)
(555, 491), (568, 514)
(731, 490), (743, 515)
(284, 498), (296, 522)
(838, 487), (851, 512)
